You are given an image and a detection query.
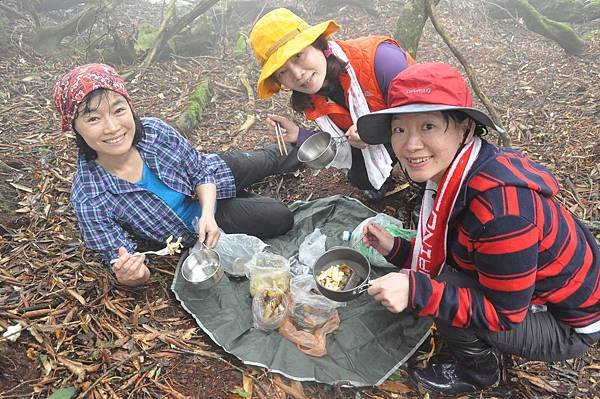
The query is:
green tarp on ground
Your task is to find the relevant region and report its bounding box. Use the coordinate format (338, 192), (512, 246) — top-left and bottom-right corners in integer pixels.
(171, 195), (431, 386)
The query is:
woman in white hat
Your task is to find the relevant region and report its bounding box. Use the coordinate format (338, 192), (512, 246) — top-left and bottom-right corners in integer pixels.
(249, 8), (415, 200)
(357, 62), (600, 394)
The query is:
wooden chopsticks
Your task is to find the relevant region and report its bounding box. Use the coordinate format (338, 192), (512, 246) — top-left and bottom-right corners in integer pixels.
(274, 121), (288, 156)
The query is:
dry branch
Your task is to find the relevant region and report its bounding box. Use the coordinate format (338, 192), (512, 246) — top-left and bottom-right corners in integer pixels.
(424, 0), (511, 146)
(226, 67), (256, 150)
(237, 70), (257, 134)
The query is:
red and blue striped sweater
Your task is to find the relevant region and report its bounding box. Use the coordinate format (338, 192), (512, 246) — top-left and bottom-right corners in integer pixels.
(388, 140), (600, 333)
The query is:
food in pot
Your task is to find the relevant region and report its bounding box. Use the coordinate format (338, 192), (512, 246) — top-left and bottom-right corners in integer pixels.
(317, 263), (353, 291)
(166, 235), (183, 255)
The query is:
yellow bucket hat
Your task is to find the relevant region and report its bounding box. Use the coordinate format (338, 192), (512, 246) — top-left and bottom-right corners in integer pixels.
(249, 8), (340, 99)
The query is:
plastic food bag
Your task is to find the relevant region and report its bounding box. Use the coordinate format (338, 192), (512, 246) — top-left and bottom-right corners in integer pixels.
(289, 228), (328, 276)
(350, 213), (416, 267)
(287, 255), (309, 277)
(289, 275), (343, 331)
(212, 233), (268, 277)
(278, 312), (340, 357)
(298, 228), (327, 268)
(246, 252), (290, 297)
(277, 275), (342, 357)
(252, 288), (288, 331)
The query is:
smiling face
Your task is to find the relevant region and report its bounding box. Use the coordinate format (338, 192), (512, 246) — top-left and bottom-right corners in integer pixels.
(73, 90), (136, 163)
(390, 112), (472, 184)
(273, 45), (328, 94)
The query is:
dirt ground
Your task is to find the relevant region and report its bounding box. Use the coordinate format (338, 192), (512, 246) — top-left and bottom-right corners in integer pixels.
(0, 0), (599, 398)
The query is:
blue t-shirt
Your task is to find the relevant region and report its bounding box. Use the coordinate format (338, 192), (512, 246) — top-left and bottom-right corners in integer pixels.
(136, 162), (201, 231)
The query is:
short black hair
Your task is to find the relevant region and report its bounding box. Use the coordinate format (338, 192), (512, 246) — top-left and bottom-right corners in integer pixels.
(442, 110), (488, 138)
(71, 88), (144, 161)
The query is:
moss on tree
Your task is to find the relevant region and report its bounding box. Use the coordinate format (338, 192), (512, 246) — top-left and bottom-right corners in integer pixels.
(175, 81), (212, 138)
(514, 0), (585, 54)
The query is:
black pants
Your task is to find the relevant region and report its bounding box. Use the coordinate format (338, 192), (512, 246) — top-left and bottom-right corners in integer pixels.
(216, 144), (300, 239)
(434, 269), (600, 362)
(347, 143), (397, 191)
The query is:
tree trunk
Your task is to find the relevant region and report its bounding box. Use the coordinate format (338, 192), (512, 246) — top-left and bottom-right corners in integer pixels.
(316, 0), (379, 17)
(489, 0), (600, 22)
(393, 0), (441, 59)
(141, 0), (220, 67)
(31, 1), (111, 52)
(30, 0), (97, 12)
(514, 0), (585, 54)
(486, 0), (587, 54)
(530, 0), (600, 22)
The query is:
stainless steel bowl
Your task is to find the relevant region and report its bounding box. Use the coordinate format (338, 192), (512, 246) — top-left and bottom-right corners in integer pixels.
(297, 131), (337, 169)
(181, 248), (223, 289)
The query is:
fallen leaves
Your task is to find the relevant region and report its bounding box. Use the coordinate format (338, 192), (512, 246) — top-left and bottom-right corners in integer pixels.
(379, 380), (413, 394)
(513, 370), (558, 393)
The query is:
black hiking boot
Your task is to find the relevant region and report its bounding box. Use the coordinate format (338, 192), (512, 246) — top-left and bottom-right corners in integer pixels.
(362, 179), (392, 201)
(411, 339), (500, 394)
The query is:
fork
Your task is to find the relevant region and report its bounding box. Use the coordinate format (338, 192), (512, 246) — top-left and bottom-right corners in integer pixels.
(109, 246), (171, 264)
(350, 233), (365, 249)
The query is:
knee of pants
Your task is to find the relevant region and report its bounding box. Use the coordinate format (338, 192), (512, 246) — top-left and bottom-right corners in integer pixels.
(264, 206), (293, 237)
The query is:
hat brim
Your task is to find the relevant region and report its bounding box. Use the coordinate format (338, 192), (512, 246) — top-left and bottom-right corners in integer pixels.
(257, 20), (340, 99)
(357, 104), (504, 145)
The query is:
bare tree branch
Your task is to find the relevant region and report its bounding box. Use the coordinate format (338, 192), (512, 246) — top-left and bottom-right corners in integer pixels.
(424, 0), (511, 146)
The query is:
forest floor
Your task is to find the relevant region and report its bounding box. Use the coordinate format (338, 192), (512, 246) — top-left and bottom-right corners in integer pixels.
(0, 0), (599, 398)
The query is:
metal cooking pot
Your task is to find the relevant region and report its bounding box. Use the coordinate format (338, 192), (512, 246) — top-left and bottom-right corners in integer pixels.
(297, 131), (337, 169)
(181, 248), (223, 290)
(313, 247), (371, 302)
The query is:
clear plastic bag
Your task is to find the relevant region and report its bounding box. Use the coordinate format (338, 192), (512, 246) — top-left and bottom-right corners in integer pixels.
(289, 275), (343, 331)
(212, 233), (268, 277)
(298, 228), (327, 268)
(350, 213), (416, 267)
(289, 228), (328, 276)
(246, 252), (290, 297)
(252, 288), (288, 331)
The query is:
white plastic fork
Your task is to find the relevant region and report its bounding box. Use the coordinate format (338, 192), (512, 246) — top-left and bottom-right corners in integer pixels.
(109, 246), (171, 264)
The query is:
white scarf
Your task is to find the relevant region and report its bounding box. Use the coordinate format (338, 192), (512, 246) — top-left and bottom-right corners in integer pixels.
(410, 137), (482, 276)
(313, 41), (393, 190)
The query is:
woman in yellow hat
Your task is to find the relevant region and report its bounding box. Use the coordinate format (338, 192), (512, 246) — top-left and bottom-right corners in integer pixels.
(249, 8), (415, 201)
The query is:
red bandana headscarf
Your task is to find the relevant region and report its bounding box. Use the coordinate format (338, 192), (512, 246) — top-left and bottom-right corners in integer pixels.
(53, 63), (131, 132)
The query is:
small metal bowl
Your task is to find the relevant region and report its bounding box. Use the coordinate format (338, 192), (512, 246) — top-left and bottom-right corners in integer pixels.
(297, 131), (337, 169)
(181, 248), (223, 289)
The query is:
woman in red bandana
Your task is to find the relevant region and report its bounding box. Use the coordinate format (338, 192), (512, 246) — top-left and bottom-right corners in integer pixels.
(54, 64), (299, 287)
(357, 63), (600, 394)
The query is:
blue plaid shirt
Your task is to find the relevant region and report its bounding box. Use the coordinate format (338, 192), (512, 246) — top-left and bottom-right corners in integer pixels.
(70, 117), (236, 264)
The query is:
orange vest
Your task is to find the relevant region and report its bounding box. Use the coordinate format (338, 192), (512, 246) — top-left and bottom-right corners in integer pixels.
(304, 36), (415, 130)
